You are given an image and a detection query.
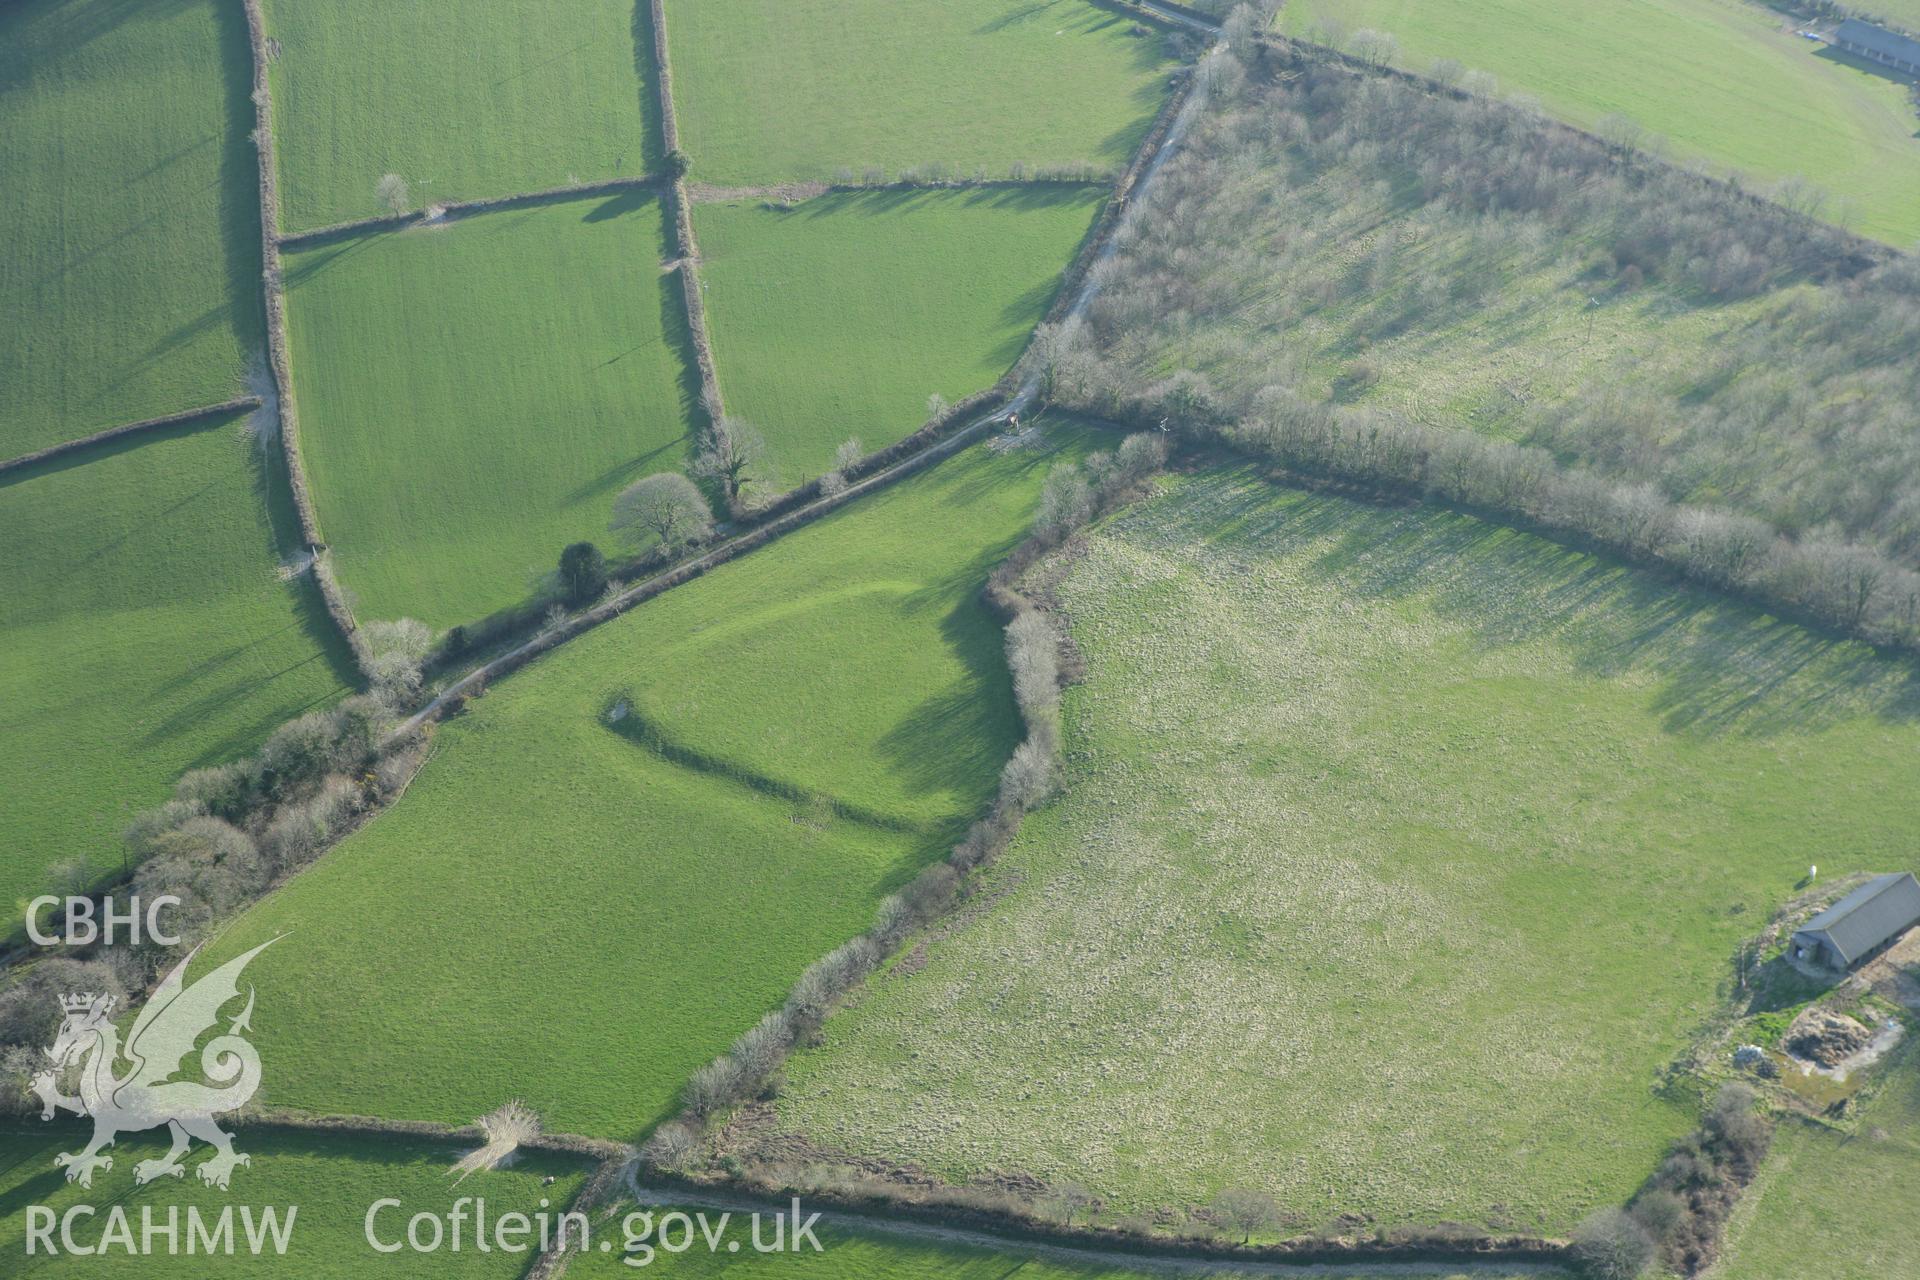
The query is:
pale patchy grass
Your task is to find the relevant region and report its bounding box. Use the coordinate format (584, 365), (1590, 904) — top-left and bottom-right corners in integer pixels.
(774, 466), (1920, 1234)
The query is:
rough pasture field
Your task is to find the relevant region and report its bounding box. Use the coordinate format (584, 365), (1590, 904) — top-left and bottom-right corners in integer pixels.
(665, 0), (1175, 186)
(0, 418), (354, 918)
(1718, 1049), (1920, 1279)
(283, 194), (699, 628)
(1281, 0), (1920, 245)
(260, 0), (661, 233)
(772, 466), (1920, 1233)
(0, 0), (261, 457)
(696, 187), (1105, 482)
(196, 430), (1092, 1140)
(0, 1121), (584, 1276)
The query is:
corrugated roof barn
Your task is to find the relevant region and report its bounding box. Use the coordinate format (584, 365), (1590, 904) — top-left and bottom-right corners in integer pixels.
(1834, 18), (1920, 74)
(1791, 872), (1920, 970)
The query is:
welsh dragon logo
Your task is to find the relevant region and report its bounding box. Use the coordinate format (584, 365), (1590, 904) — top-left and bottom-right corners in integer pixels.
(31, 939), (278, 1190)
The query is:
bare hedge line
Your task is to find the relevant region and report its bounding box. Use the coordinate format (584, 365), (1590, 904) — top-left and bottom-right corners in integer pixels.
(233, 1112), (629, 1280)
(0, 397), (261, 477)
(742, 385), (1010, 524)
(645, 0), (734, 509)
(1272, 22), (1893, 267)
(241, 0), (366, 667)
(1079, 385), (1920, 655)
(635, 433), (1168, 1196)
(397, 405), (1015, 740)
(276, 176), (665, 251)
(633, 1147), (1565, 1268)
(1119, 0), (1898, 267)
(238, 1109), (630, 1161)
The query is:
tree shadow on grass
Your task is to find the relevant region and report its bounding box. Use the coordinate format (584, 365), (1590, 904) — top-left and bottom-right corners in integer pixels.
(871, 595), (1023, 815)
(0, 0), (204, 92)
(1132, 469), (1920, 740)
(86, 0), (267, 414)
(582, 186), (650, 223)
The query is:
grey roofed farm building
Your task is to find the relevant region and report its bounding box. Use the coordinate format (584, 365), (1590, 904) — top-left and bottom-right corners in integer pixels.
(1833, 18), (1920, 74)
(1791, 872), (1920, 971)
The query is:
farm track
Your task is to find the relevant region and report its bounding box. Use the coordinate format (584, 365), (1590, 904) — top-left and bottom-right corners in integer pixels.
(622, 1175), (1566, 1278)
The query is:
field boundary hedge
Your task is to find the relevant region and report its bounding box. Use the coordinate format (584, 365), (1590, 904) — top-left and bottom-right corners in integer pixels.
(241, 0), (367, 668)
(648, 0), (735, 505)
(237, 1112), (630, 1280)
(688, 176), (1114, 205)
(1087, 390), (1920, 655)
(236, 1109), (630, 1161)
(394, 401), (1013, 739)
(0, 397), (261, 477)
(276, 175), (667, 251)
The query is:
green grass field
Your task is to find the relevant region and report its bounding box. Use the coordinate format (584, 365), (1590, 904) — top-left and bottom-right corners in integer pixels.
(1857, 1), (1920, 30)
(0, 0), (261, 458)
(192, 428), (1091, 1141)
(666, 0), (1173, 187)
(0, 416), (355, 919)
(773, 466), (1920, 1234)
(284, 195), (700, 628)
(1282, 0), (1920, 245)
(696, 188), (1103, 482)
(261, 0), (661, 233)
(0, 1121), (585, 1276)
(1719, 1049), (1920, 1279)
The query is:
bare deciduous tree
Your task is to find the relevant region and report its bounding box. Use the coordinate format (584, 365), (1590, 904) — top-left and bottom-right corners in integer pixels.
(1211, 1187), (1281, 1244)
(1348, 27), (1398, 67)
(692, 419), (772, 497)
(611, 473), (714, 550)
(1570, 1207), (1655, 1280)
(375, 173), (410, 215)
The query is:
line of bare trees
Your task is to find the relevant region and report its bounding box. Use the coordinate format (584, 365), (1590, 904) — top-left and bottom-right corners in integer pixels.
(1029, 40), (1920, 652)
(1132, 381), (1920, 650)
